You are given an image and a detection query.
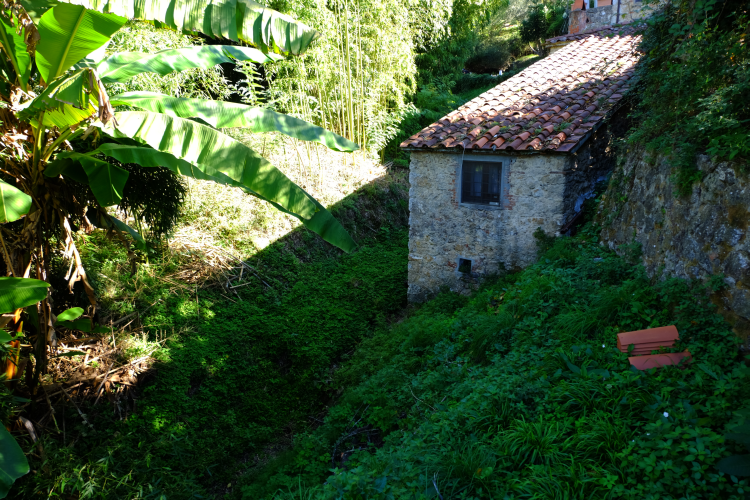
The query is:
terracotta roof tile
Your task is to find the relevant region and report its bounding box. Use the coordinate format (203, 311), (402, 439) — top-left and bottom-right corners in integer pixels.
(400, 25), (641, 153)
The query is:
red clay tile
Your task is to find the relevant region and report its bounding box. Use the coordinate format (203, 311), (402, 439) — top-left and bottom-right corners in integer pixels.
(503, 138), (524, 150)
(617, 326), (679, 352)
(629, 350), (692, 370)
(528, 138), (543, 150)
(474, 137), (489, 148)
(518, 131), (531, 141)
(556, 143), (577, 152)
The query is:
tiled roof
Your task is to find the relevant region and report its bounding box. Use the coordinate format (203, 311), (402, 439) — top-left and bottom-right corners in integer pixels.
(400, 26), (642, 153)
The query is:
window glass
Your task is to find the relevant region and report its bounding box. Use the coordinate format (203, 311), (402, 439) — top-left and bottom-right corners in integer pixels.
(461, 160), (502, 205)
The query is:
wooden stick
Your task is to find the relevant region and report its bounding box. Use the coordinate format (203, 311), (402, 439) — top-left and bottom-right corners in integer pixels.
(93, 362), (114, 405)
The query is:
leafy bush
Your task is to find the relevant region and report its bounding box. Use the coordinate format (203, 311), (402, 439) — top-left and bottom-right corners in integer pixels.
(238, 223), (750, 499)
(519, 1), (569, 52)
(628, 0), (750, 192)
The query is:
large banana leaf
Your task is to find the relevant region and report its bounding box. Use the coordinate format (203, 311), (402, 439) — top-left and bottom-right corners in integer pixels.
(0, 16), (31, 90)
(64, 153), (129, 206)
(86, 208), (147, 250)
(0, 426), (29, 498)
(107, 111), (322, 219)
(57, 0), (319, 55)
(0, 180), (32, 223)
(0, 278), (50, 314)
(17, 69), (102, 129)
(19, 69), (93, 118)
(98, 46), (281, 84)
(110, 92), (360, 152)
(36, 2), (126, 83)
(81, 142), (356, 251)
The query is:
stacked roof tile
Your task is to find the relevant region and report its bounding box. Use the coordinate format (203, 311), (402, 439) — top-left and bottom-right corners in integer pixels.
(400, 25), (642, 153)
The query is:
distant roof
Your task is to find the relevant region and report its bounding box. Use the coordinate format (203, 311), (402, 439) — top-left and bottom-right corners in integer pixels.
(400, 25), (642, 153)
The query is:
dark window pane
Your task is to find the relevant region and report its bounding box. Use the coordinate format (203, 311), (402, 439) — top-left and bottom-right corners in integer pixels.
(461, 161), (502, 205)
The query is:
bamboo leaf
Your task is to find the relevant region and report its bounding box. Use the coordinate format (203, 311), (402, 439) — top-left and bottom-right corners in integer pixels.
(0, 278), (50, 314)
(110, 92), (359, 152)
(98, 46), (282, 84)
(36, 3), (126, 83)
(0, 180), (32, 223)
(57, 0), (319, 55)
(0, 16), (31, 90)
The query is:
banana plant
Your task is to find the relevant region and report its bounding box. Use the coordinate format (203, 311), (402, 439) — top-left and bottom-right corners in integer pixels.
(0, 1), (358, 386)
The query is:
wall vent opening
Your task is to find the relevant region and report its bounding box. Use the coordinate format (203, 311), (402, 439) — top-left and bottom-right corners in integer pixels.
(458, 258), (472, 274)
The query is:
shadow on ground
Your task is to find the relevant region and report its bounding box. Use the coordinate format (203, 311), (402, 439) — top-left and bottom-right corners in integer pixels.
(16, 171), (411, 499)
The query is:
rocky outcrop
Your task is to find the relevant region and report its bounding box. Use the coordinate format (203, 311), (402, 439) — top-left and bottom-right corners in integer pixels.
(599, 150), (750, 339)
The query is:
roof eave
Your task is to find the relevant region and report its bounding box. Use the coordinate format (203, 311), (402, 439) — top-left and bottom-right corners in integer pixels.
(400, 147), (577, 155)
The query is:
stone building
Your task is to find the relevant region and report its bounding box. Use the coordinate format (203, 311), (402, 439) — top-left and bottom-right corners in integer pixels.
(567, 0), (651, 35)
(400, 27), (642, 302)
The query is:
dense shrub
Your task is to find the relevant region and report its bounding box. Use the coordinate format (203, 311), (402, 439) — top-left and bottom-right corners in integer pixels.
(629, 0), (750, 193)
(519, 1), (569, 53)
(238, 223), (750, 499)
(14, 182), (410, 499)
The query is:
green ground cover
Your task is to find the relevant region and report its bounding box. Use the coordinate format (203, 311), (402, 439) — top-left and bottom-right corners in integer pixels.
(15, 180), (410, 499)
(238, 224), (750, 499)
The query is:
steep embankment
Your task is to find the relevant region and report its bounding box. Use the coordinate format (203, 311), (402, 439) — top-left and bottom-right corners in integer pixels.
(16, 175), (411, 499)
(237, 225), (749, 499)
(598, 0), (749, 342)
(599, 151), (750, 342)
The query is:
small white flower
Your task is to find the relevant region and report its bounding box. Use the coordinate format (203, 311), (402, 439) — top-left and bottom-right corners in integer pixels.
(602, 344), (606, 348)
(663, 411), (669, 418)
(646, 433), (650, 436)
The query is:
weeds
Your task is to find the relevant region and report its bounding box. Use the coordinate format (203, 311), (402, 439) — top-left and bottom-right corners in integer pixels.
(237, 223), (749, 499)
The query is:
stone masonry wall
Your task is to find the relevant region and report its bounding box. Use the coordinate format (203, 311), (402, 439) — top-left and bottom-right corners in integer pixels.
(599, 152), (750, 340)
(407, 117), (622, 302)
(407, 152), (567, 302)
(569, 1), (651, 34)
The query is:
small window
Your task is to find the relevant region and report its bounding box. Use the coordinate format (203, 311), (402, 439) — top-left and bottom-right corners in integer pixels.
(461, 160), (503, 206)
(458, 258), (472, 274)
(588, 0), (597, 7)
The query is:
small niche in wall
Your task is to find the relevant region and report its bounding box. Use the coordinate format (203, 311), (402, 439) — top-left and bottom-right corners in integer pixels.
(458, 258), (472, 274)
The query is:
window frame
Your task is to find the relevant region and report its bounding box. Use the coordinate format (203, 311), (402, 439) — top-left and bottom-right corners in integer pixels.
(457, 155), (510, 210)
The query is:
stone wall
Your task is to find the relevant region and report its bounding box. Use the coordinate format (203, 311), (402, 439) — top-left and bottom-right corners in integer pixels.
(568, 0), (652, 34)
(407, 152), (566, 302)
(561, 118), (620, 223)
(599, 151), (750, 339)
